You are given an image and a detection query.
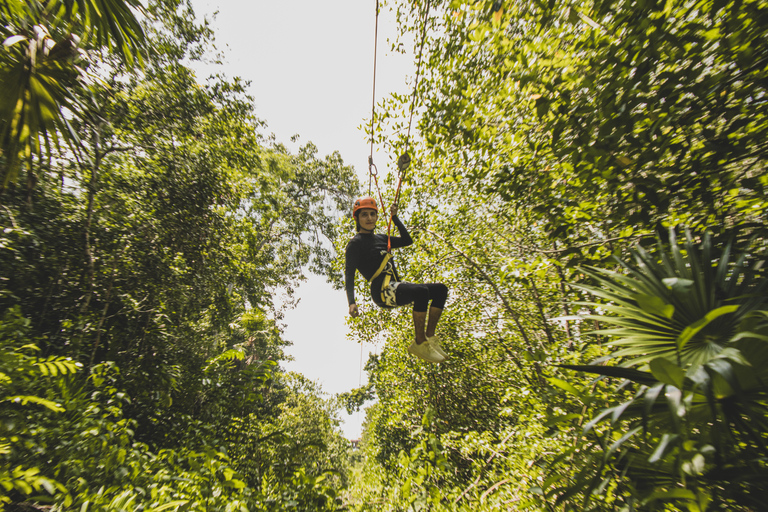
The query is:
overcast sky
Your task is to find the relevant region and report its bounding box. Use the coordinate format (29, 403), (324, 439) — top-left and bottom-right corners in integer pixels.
(189, 0), (414, 438)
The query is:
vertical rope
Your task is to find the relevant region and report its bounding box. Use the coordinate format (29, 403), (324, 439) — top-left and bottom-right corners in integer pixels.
(367, 0), (431, 252)
(384, 0), (432, 249)
(404, 0), (431, 158)
(368, 0), (380, 197)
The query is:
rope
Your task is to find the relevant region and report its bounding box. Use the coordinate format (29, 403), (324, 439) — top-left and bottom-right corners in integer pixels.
(368, 0), (380, 196)
(366, 0), (393, 251)
(404, 0), (431, 158)
(366, 0), (431, 252)
(392, 0), (430, 209)
(387, 0), (431, 247)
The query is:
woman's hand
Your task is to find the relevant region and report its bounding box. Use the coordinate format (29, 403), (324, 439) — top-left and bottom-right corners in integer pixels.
(390, 204), (398, 217)
(349, 303), (360, 318)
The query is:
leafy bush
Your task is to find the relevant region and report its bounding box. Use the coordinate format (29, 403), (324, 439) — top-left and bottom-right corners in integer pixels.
(0, 307), (349, 511)
(0, 307), (77, 508)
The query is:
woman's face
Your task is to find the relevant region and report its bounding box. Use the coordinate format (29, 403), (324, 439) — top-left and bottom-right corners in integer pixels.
(358, 208), (378, 232)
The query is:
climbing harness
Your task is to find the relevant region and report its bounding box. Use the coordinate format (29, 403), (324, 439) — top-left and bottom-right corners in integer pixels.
(369, 252), (398, 307)
(366, 0), (431, 254)
(370, 252), (392, 281)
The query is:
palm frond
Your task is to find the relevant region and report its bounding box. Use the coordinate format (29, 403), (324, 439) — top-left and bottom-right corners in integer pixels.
(0, 0), (145, 187)
(575, 230), (768, 369)
(558, 228), (768, 507)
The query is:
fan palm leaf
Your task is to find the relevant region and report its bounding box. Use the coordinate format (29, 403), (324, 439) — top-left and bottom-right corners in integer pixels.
(576, 230), (768, 369)
(557, 228), (768, 509)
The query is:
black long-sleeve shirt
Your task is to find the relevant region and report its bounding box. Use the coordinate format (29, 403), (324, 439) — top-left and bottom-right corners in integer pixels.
(344, 215), (412, 305)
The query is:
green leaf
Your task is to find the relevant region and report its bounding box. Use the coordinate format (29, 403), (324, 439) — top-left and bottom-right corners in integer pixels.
(4, 395), (64, 412)
(685, 365), (710, 391)
(714, 347), (750, 366)
(148, 501), (190, 512)
(547, 377), (583, 399)
(730, 331), (768, 343)
(677, 305), (740, 350)
(682, 453), (706, 476)
(535, 97), (550, 118)
(649, 433), (679, 463)
(401, 477), (412, 496)
(3, 35), (27, 46)
(607, 426), (641, 456)
(662, 277), (694, 294)
(704, 359), (738, 397)
(541, 474), (564, 491)
(649, 358), (684, 388)
(665, 385), (684, 419)
(635, 294), (675, 319)
(644, 383), (665, 419)
(422, 405), (436, 427)
(583, 406), (618, 433)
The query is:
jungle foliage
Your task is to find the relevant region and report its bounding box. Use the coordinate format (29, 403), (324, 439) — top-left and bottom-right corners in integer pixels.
(1, 0), (357, 510)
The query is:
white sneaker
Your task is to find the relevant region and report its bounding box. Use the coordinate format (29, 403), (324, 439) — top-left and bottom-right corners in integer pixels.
(408, 341), (445, 363)
(427, 335), (448, 359)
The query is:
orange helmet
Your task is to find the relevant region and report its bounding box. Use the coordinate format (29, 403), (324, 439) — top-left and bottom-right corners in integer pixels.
(352, 197), (378, 217)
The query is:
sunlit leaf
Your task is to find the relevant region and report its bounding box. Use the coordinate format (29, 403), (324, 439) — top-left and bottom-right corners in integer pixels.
(649, 358), (684, 389)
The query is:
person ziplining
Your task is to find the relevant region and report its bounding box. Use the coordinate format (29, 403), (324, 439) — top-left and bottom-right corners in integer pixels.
(344, 197), (449, 363)
(344, 0), (444, 362)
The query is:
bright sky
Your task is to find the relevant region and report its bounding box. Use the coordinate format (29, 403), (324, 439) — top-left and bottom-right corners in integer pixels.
(189, 0), (413, 439)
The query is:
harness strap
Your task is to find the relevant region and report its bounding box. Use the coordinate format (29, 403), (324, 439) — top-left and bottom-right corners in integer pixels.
(369, 252), (392, 282)
(381, 272), (392, 304)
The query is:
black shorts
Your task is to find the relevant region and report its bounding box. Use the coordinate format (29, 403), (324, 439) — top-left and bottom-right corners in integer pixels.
(371, 277), (448, 312)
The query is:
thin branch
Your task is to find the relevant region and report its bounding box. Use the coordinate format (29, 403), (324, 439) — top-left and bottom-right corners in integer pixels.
(422, 228), (544, 384)
(454, 430), (515, 504)
(1, 205), (19, 229)
(422, 229), (515, 316)
(528, 278), (555, 345)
